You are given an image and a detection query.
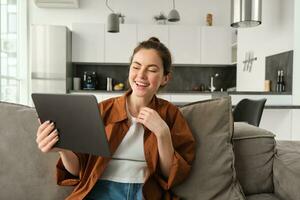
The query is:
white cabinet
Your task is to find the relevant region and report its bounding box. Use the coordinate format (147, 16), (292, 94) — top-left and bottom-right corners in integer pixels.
(105, 24), (137, 63)
(71, 24), (233, 65)
(170, 94), (211, 103)
(69, 92), (123, 103)
(69, 92), (103, 102)
(169, 25), (201, 64)
(200, 27), (232, 65)
(157, 93), (172, 101)
(102, 93), (123, 101)
(72, 23), (105, 62)
(137, 24), (169, 46)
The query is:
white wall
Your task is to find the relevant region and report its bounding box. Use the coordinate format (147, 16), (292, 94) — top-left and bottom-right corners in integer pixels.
(292, 0), (300, 140)
(260, 109), (292, 140)
(293, 0), (300, 105)
(236, 0), (294, 91)
(28, 0), (230, 27)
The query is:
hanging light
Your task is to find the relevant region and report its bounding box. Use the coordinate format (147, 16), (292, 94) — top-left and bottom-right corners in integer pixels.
(231, 0), (262, 28)
(106, 0), (119, 33)
(168, 0), (180, 22)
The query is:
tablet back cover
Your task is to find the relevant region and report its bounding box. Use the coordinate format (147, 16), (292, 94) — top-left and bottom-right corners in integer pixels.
(32, 93), (111, 157)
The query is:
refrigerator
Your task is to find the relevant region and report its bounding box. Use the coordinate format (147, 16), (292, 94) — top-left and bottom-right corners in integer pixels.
(30, 25), (72, 97)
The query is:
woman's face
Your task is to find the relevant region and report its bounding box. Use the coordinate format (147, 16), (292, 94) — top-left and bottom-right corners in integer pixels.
(129, 49), (169, 99)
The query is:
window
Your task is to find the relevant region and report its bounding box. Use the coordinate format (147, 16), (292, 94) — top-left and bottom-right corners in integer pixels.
(0, 0), (27, 104)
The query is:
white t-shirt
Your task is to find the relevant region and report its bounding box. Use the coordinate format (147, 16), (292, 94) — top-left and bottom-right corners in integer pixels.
(99, 103), (148, 183)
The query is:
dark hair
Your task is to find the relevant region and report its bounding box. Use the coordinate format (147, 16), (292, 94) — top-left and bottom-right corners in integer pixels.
(130, 37), (172, 75)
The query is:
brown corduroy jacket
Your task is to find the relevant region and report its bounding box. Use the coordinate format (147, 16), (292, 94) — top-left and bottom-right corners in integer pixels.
(56, 90), (195, 200)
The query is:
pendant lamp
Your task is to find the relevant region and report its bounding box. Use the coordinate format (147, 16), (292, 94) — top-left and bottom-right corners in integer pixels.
(168, 0), (180, 22)
(106, 0), (119, 33)
(231, 0), (262, 28)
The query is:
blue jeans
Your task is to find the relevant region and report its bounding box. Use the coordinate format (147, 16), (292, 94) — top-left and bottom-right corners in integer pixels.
(85, 180), (143, 200)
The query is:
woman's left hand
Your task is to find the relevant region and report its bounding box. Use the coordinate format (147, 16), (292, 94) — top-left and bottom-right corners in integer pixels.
(136, 107), (170, 138)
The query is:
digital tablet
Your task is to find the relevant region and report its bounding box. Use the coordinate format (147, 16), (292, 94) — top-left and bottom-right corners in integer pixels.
(31, 93), (111, 157)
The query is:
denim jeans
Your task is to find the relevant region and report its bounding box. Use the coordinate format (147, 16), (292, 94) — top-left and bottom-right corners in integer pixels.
(85, 180), (143, 200)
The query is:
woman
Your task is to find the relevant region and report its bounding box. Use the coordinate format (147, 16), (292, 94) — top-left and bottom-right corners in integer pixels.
(36, 37), (195, 200)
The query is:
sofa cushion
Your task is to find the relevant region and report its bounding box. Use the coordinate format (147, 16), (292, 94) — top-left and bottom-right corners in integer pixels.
(173, 97), (245, 200)
(273, 141), (300, 200)
(246, 193), (281, 200)
(233, 122), (275, 196)
(0, 102), (72, 200)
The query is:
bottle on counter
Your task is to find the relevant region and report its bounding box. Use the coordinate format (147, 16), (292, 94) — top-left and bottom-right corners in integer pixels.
(280, 70), (285, 92)
(106, 77), (113, 91)
(276, 70), (282, 92)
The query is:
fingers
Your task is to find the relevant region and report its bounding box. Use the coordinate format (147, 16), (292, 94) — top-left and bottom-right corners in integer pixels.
(36, 120), (51, 137)
(38, 129), (59, 151)
(137, 111), (146, 122)
(40, 133), (59, 153)
(36, 122), (55, 143)
(36, 120), (60, 153)
(137, 107), (156, 121)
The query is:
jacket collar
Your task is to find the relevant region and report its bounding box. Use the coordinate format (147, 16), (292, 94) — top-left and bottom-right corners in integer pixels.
(109, 89), (158, 123)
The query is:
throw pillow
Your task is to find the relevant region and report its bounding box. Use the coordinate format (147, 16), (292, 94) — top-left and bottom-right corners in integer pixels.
(173, 97), (245, 200)
(233, 122), (275, 195)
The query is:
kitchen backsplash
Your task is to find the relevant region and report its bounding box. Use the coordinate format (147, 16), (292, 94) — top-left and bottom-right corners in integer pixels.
(72, 63), (236, 92)
(265, 50), (293, 92)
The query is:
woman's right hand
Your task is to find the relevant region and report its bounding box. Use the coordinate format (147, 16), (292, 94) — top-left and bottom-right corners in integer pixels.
(36, 119), (60, 153)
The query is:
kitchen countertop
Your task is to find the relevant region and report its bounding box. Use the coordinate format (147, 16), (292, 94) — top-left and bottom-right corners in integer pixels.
(175, 102), (300, 109)
(69, 90), (299, 108)
(227, 91), (292, 95)
(70, 90), (292, 95)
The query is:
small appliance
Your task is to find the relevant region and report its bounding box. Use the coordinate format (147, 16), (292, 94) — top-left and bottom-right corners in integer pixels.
(83, 71), (97, 90)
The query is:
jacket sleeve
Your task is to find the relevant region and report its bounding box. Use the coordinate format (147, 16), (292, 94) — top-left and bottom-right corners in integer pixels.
(56, 152), (88, 186)
(155, 106), (196, 190)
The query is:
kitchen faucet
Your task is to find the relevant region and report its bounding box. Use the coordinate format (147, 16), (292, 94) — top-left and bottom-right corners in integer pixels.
(210, 73), (219, 92)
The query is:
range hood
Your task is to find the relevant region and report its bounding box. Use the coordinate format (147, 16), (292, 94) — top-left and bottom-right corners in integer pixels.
(34, 0), (79, 8)
(231, 0), (262, 28)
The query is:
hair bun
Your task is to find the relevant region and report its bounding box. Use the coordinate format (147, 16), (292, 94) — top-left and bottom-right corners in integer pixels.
(148, 37), (160, 43)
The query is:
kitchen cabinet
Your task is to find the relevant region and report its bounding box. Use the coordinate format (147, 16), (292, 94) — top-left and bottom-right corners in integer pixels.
(200, 27), (232, 65)
(69, 90), (299, 140)
(170, 94), (211, 103)
(105, 24), (137, 63)
(168, 25), (201, 64)
(157, 93), (171, 101)
(102, 93), (123, 101)
(71, 23), (234, 65)
(137, 24), (169, 46)
(69, 92), (103, 102)
(68, 92), (212, 104)
(72, 23), (105, 63)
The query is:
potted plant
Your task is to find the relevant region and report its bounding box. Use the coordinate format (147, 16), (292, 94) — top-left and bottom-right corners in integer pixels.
(117, 13), (125, 24)
(153, 12), (167, 25)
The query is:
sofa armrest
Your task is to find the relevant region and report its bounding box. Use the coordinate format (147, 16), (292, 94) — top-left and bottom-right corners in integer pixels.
(273, 140), (300, 200)
(233, 122), (275, 195)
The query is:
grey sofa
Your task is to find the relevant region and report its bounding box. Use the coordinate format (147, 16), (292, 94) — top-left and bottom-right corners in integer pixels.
(1, 100), (300, 200)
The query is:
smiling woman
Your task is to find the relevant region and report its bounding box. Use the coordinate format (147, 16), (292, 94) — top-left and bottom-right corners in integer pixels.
(35, 37), (195, 200)
(0, 0), (28, 105)
(129, 49), (169, 102)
